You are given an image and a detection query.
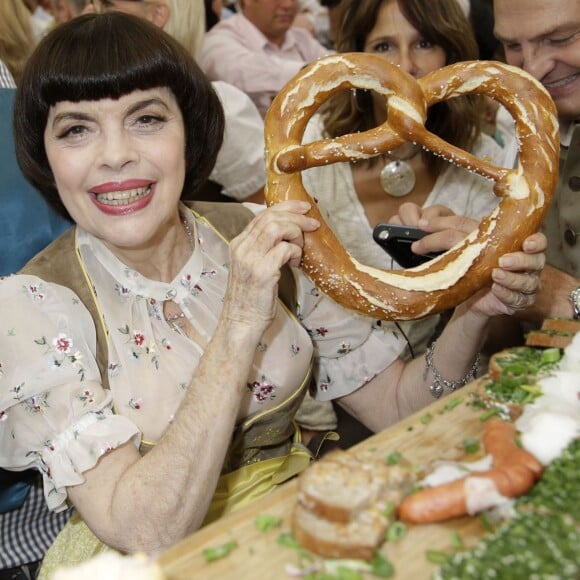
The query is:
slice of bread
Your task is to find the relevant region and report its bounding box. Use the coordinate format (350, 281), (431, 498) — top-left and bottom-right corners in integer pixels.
(541, 318), (580, 334)
(297, 450), (413, 523)
(525, 330), (574, 349)
(292, 503), (388, 561)
(292, 449), (416, 560)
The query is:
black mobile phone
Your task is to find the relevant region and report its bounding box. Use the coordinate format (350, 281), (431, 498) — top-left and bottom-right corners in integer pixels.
(372, 223), (444, 268)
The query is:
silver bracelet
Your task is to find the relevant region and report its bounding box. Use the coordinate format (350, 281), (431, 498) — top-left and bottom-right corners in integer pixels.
(425, 340), (480, 399)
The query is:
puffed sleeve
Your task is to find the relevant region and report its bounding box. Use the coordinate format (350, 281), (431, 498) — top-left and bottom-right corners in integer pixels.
(294, 271), (406, 401)
(0, 275), (141, 512)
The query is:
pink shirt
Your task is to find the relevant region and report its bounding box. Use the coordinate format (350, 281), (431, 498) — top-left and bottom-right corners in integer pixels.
(199, 12), (331, 116)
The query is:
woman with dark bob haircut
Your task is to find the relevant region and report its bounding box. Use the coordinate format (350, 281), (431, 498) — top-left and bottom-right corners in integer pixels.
(301, 0), (506, 362)
(14, 10), (224, 217)
(0, 11), (545, 576)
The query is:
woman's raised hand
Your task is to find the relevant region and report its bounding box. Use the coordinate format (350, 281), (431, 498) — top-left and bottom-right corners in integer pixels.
(466, 232), (546, 317)
(222, 201), (320, 329)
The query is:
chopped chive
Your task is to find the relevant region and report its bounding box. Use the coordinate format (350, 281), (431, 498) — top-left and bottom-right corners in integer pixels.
(202, 540), (238, 562)
(277, 531), (301, 549)
(386, 451), (402, 465)
(450, 530), (464, 549)
(443, 397), (464, 411)
(371, 553), (394, 578)
(382, 501), (396, 518)
(386, 521), (407, 541)
(254, 514), (282, 532)
(462, 437), (481, 454)
(426, 549), (450, 565)
(479, 407), (502, 421)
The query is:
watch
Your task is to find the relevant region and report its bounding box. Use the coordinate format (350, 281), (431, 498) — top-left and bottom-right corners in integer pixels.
(569, 287), (580, 320)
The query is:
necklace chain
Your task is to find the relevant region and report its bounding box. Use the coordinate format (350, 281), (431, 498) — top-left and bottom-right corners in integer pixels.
(163, 215), (194, 330)
(182, 215), (195, 250)
(384, 143), (422, 163)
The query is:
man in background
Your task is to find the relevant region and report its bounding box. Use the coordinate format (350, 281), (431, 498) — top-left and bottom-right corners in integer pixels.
(51, 0), (87, 24)
(199, 0), (331, 116)
(493, 0), (580, 322)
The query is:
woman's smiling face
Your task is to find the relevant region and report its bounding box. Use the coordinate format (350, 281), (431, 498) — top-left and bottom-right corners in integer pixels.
(44, 87), (186, 251)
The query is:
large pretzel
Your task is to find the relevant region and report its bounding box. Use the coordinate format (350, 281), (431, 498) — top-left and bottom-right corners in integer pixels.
(264, 54), (559, 320)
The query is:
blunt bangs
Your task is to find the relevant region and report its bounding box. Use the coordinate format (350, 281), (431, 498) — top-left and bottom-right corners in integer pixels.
(14, 12), (224, 217)
(34, 17), (190, 105)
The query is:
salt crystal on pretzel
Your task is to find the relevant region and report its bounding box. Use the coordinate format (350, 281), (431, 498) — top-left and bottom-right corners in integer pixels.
(264, 54), (559, 320)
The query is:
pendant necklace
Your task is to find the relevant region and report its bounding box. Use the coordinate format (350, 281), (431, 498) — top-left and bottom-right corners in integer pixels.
(163, 216), (195, 334)
(379, 144), (422, 197)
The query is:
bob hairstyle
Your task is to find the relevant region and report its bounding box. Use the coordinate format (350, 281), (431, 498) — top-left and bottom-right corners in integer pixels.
(323, 0), (481, 174)
(14, 12), (225, 218)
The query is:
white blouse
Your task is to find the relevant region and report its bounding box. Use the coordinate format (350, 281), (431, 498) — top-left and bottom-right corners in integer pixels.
(0, 207), (404, 512)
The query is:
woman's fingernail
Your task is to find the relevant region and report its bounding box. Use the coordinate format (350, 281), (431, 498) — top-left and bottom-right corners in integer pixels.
(523, 240), (537, 252)
(418, 218), (428, 228)
(498, 256), (513, 268)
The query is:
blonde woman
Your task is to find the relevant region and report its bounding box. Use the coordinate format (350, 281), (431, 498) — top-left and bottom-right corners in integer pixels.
(0, 0), (36, 84)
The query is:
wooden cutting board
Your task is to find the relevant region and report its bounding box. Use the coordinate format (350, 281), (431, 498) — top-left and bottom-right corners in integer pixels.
(158, 379), (497, 579)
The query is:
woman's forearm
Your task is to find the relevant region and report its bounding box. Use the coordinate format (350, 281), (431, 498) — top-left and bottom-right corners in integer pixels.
(340, 304), (489, 433)
(395, 303), (488, 418)
(70, 318), (263, 552)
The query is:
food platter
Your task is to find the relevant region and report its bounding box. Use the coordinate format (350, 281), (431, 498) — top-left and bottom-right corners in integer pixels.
(158, 341), (579, 580)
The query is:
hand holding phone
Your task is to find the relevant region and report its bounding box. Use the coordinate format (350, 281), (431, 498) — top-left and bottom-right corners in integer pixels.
(372, 223), (444, 268)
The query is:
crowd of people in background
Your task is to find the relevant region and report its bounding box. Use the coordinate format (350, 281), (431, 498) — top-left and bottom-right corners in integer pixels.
(0, 0), (578, 578)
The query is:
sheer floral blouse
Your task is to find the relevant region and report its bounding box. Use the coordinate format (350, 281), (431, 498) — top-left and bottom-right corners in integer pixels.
(0, 207), (405, 513)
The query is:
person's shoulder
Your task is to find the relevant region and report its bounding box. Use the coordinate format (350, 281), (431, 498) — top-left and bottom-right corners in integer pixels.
(204, 12), (245, 38)
(287, 26), (332, 54)
(211, 80), (259, 114)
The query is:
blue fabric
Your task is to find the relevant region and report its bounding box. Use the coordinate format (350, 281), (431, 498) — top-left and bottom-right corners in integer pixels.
(0, 89), (71, 512)
(0, 89), (71, 276)
(0, 470), (37, 514)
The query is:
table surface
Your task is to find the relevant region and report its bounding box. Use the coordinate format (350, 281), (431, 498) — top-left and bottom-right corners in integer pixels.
(158, 379), (495, 579)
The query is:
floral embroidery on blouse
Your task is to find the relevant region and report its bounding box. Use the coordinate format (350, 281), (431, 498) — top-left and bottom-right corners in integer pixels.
(34, 334), (86, 380)
(180, 273), (203, 296)
(24, 282), (46, 301)
(118, 325), (159, 369)
(127, 397), (143, 411)
(318, 373), (333, 393)
(23, 392), (50, 414)
(114, 283), (131, 299)
(77, 389), (96, 406)
(148, 298), (163, 321)
(10, 383), (24, 401)
(108, 362), (121, 378)
(290, 343), (300, 356)
(337, 342), (351, 355)
(247, 376), (276, 403)
(309, 326), (328, 338)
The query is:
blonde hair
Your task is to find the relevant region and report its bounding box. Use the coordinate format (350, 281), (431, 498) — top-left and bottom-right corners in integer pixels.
(163, 0), (206, 58)
(0, 0), (36, 84)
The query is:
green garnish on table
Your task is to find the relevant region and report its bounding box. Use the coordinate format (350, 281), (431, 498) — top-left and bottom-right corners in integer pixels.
(434, 439), (580, 578)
